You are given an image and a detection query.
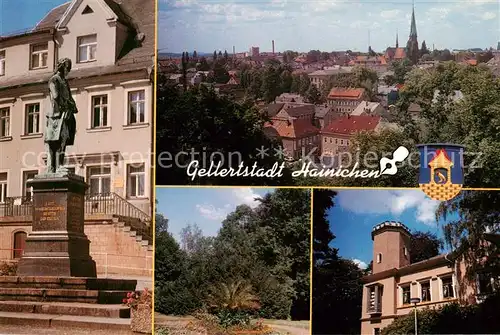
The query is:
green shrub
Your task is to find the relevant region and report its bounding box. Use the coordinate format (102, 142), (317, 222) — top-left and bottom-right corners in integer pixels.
(155, 282), (202, 316)
(382, 295), (500, 335)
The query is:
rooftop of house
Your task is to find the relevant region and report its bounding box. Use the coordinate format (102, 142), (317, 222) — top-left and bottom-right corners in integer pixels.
(0, 0), (153, 90)
(314, 104), (332, 118)
(308, 66), (353, 77)
(323, 114), (381, 135)
(281, 104), (316, 118)
(351, 101), (382, 116)
(408, 102), (422, 112)
(371, 220), (411, 239)
(362, 253), (452, 284)
(276, 93), (306, 103)
(328, 87), (366, 100)
(265, 118), (319, 139)
(263, 103), (286, 117)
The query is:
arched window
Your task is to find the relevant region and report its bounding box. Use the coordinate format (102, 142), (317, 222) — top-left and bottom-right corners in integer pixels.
(13, 231), (27, 259)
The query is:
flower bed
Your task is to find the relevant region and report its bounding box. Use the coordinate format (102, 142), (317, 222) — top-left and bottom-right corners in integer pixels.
(123, 288), (152, 334)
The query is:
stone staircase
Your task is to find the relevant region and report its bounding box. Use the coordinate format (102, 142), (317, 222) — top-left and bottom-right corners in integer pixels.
(0, 276), (138, 331)
(113, 216), (153, 250)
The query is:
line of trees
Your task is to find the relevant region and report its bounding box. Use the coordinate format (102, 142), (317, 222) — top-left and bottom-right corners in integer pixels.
(155, 189), (311, 322)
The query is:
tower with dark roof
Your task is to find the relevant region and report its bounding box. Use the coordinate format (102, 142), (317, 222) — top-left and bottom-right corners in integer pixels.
(406, 4), (419, 64)
(396, 31), (399, 49)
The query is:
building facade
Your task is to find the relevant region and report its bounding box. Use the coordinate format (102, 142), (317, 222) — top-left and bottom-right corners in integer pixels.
(361, 221), (498, 335)
(321, 115), (381, 156)
(327, 87), (369, 113)
(0, 0), (154, 215)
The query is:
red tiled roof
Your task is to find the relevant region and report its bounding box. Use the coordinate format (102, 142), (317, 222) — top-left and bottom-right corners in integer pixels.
(265, 118), (319, 139)
(394, 48), (406, 59)
(323, 115), (381, 135)
(465, 59), (477, 66)
(328, 87), (365, 100)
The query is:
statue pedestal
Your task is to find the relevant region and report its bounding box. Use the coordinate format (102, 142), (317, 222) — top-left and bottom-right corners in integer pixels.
(16, 173), (97, 277)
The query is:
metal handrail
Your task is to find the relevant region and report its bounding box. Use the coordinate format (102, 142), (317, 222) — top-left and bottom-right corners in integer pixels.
(1, 193), (151, 239)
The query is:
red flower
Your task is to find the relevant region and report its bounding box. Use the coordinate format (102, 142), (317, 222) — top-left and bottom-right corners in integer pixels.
(127, 292), (132, 298)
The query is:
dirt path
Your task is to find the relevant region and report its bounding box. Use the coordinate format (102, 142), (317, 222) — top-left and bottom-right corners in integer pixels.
(263, 323), (310, 335)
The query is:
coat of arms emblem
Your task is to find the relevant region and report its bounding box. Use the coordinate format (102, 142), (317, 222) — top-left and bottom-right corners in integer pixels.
(417, 144), (464, 201)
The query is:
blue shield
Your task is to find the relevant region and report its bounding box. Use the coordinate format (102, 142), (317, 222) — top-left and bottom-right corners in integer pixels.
(417, 144), (464, 185)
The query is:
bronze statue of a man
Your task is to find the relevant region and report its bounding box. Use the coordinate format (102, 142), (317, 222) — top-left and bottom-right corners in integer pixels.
(45, 58), (77, 173)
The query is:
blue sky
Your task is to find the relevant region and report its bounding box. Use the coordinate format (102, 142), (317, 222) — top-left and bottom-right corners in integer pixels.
(329, 189), (455, 269)
(156, 187), (274, 241)
(0, 0), (68, 34)
(158, 0), (500, 53)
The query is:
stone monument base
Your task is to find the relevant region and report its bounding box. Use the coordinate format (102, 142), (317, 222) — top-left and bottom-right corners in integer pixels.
(16, 173), (97, 278)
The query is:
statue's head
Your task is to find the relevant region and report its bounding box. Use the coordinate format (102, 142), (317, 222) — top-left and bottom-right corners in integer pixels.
(55, 58), (72, 76)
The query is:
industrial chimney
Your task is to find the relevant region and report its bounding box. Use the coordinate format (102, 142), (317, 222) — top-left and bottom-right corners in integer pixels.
(272, 40), (275, 54)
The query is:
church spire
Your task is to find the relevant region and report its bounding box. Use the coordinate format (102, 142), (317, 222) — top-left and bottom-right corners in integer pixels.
(396, 31), (399, 48)
(410, 2), (417, 38)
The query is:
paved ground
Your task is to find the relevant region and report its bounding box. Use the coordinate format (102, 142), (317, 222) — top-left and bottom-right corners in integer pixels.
(0, 325), (134, 335)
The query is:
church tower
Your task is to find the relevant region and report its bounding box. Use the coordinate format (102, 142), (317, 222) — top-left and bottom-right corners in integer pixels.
(406, 4), (419, 64)
(396, 31), (399, 48)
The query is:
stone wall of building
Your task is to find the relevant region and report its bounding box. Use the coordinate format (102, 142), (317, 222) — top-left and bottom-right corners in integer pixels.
(0, 216), (152, 278)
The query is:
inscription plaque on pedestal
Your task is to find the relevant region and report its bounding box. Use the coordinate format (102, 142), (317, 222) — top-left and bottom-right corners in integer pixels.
(16, 173), (97, 277)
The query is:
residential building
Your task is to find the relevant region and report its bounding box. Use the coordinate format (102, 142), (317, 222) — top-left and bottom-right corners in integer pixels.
(0, 0), (154, 277)
(351, 101), (385, 116)
(314, 104), (336, 129)
(321, 115), (381, 155)
(275, 93), (306, 104)
(264, 118), (320, 160)
(327, 87), (369, 113)
(308, 66), (354, 89)
(274, 104), (315, 121)
(361, 221), (499, 335)
(349, 56), (389, 75)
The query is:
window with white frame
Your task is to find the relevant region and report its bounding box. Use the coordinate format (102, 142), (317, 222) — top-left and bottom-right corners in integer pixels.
(127, 163), (145, 198)
(87, 166), (111, 195)
(23, 171), (37, 200)
(0, 50), (5, 76)
(77, 34), (97, 63)
(25, 103), (40, 134)
(401, 284), (411, 305)
(91, 95), (108, 128)
(0, 173), (7, 203)
(420, 281), (431, 302)
(127, 90), (146, 124)
(442, 276), (455, 299)
(30, 43), (48, 69)
(0, 107), (10, 137)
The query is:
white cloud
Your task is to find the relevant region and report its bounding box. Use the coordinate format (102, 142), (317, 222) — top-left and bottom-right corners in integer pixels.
(353, 258), (368, 269)
(380, 9), (401, 19)
(337, 190), (441, 225)
(195, 188), (263, 221)
(479, 11), (497, 20)
(231, 188), (261, 208)
(195, 203), (231, 220)
(426, 7), (450, 20)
